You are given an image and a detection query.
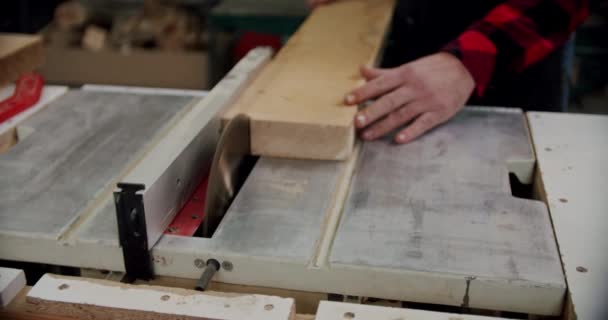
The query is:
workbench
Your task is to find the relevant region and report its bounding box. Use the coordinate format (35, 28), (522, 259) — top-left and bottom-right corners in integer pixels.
(1, 69), (606, 318)
(1, 6), (607, 316)
(0, 0), (608, 320)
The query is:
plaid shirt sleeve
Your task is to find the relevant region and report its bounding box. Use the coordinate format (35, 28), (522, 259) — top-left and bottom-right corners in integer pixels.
(442, 0), (589, 96)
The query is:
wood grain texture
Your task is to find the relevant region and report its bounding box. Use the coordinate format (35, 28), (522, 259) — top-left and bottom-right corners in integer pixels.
(223, 0), (395, 160)
(0, 34), (44, 86)
(26, 274), (295, 320)
(527, 112), (608, 320)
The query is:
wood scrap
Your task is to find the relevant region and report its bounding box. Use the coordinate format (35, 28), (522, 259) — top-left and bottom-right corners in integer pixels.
(54, 1), (89, 30)
(0, 267), (26, 307)
(0, 129), (17, 154)
(223, 0), (395, 160)
(82, 25), (108, 51)
(0, 34), (44, 87)
(110, 0), (202, 51)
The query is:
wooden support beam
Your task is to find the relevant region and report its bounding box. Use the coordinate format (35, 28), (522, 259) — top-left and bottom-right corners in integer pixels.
(26, 274), (296, 320)
(223, 0), (395, 160)
(0, 34), (44, 86)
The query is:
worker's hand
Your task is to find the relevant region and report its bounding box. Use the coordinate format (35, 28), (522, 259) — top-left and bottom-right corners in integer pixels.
(307, 0), (334, 9)
(345, 52), (475, 144)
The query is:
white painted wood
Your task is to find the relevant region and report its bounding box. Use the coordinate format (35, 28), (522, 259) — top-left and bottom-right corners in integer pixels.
(27, 274), (295, 320)
(0, 231), (125, 272)
(0, 267), (26, 307)
(152, 234), (469, 309)
(117, 47), (273, 249)
(315, 301), (508, 320)
(527, 112), (608, 320)
(0, 85), (68, 136)
(82, 84), (209, 97)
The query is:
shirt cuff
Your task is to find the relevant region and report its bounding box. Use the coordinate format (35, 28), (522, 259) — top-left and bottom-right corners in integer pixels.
(441, 30), (497, 97)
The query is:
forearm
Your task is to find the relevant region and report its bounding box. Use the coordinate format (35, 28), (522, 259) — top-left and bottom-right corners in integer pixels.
(443, 0), (589, 96)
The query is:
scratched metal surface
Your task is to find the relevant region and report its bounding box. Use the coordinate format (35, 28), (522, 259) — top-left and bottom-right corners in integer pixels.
(75, 201), (120, 246)
(0, 91), (192, 239)
(330, 108), (564, 287)
(210, 157), (344, 263)
(77, 151), (346, 262)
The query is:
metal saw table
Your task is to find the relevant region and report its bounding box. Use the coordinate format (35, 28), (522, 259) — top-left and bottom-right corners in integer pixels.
(1, 50), (606, 318)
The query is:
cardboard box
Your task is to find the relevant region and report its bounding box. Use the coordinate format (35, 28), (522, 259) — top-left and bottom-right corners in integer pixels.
(39, 44), (208, 90)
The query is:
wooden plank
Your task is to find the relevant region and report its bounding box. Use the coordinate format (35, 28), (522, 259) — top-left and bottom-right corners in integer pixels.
(223, 0), (395, 160)
(315, 301), (508, 320)
(26, 274), (295, 320)
(39, 46), (208, 90)
(527, 112), (608, 320)
(330, 108), (565, 315)
(4, 287), (314, 320)
(137, 276), (327, 315)
(0, 34), (44, 86)
(0, 267), (26, 307)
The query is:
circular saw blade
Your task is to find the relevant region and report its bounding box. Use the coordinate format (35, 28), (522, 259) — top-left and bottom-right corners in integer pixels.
(201, 114), (254, 238)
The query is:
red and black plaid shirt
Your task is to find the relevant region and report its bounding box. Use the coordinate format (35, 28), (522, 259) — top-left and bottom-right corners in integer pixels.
(443, 0), (589, 96)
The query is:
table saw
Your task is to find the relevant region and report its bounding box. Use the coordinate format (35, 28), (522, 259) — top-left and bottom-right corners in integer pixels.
(0, 48), (607, 319)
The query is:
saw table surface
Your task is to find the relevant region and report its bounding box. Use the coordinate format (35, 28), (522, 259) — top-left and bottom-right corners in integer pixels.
(152, 108), (563, 316)
(0, 90), (194, 240)
(0, 95), (567, 316)
(332, 109), (560, 282)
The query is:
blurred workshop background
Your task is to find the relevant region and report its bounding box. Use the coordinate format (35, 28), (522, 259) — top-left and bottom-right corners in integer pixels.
(0, 0), (606, 114)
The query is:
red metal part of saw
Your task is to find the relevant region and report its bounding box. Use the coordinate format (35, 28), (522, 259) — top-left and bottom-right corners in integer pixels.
(164, 171), (210, 237)
(164, 114), (253, 238)
(0, 73), (44, 124)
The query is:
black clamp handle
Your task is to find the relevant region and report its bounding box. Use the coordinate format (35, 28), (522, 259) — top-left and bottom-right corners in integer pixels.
(195, 259), (221, 291)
